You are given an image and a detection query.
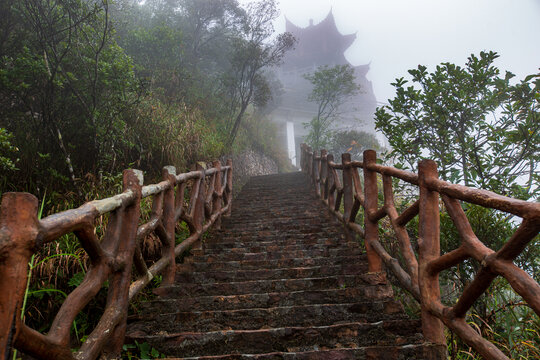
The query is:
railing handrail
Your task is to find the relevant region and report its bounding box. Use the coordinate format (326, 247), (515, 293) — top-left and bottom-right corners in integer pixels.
(300, 143), (540, 360)
(0, 160), (233, 360)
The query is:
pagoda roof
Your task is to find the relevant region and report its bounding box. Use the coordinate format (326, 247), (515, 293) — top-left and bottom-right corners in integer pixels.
(283, 10), (357, 69)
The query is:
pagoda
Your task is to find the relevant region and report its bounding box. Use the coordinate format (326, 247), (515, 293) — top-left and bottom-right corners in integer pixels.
(272, 10), (377, 164)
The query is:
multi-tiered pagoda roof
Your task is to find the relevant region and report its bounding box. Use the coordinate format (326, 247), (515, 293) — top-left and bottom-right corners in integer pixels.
(274, 10), (377, 135)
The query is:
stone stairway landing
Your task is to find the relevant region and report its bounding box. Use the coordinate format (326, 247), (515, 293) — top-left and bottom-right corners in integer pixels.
(126, 172), (426, 359)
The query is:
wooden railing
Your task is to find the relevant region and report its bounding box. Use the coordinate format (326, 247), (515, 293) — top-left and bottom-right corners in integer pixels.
(0, 160), (232, 360)
(300, 144), (540, 360)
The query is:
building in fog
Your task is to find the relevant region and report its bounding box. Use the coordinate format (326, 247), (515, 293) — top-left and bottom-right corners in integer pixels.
(272, 10), (377, 165)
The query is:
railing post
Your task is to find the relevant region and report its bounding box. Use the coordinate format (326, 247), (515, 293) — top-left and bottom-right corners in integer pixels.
(300, 144), (305, 171)
(363, 150), (383, 273)
(311, 149), (319, 192)
(161, 166), (176, 287)
(194, 163), (206, 233)
(102, 169), (143, 357)
(418, 160), (447, 359)
(307, 146), (313, 179)
(319, 150), (328, 199)
(212, 160), (222, 230)
(0, 193), (39, 359)
(342, 153), (355, 241)
(225, 159), (233, 216)
(326, 154), (335, 208)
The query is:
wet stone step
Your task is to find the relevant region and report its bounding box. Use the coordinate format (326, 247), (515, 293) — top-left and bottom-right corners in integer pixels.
(125, 172), (428, 358)
(201, 243), (356, 256)
(166, 345), (426, 360)
(142, 286), (394, 313)
(202, 238), (349, 250)
(208, 231), (346, 243)
(130, 301), (408, 332)
(126, 320), (423, 358)
(184, 255), (367, 272)
(175, 263), (369, 283)
(190, 247), (364, 262)
(210, 228), (345, 238)
(153, 274), (384, 298)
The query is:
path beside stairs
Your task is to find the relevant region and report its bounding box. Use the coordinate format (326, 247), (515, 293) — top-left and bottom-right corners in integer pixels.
(126, 172), (425, 359)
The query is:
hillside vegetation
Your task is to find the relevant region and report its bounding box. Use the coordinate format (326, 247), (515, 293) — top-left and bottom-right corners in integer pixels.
(0, 0), (293, 201)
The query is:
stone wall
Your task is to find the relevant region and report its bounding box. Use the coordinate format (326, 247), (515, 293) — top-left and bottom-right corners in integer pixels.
(224, 150), (279, 195)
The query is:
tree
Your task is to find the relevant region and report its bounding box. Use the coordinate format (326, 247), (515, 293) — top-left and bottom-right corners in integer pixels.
(375, 51), (539, 199)
(0, 0), (138, 192)
(303, 64), (360, 150)
(328, 130), (381, 160)
(222, 0), (295, 147)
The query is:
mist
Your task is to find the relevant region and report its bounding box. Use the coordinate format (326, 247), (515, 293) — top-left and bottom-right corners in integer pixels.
(241, 0), (540, 104)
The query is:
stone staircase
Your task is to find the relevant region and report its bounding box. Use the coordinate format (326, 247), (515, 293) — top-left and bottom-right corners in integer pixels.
(126, 172), (426, 359)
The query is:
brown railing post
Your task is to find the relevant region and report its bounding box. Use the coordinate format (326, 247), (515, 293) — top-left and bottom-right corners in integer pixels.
(418, 160), (447, 359)
(319, 150), (328, 199)
(300, 144), (305, 172)
(194, 163), (206, 234)
(363, 150), (383, 273)
(161, 166), (177, 287)
(326, 154), (335, 208)
(342, 153), (355, 241)
(307, 146), (313, 178)
(312, 150), (319, 193)
(101, 169), (143, 357)
(0, 193), (39, 359)
(212, 160), (223, 229)
(225, 159), (233, 216)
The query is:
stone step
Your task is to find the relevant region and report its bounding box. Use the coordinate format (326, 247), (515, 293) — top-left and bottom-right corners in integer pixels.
(175, 263), (369, 283)
(125, 172), (428, 359)
(126, 320), (423, 358)
(190, 247), (364, 262)
(184, 255), (367, 272)
(130, 301), (408, 333)
(207, 229), (345, 240)
(165, 345), (426, 359)
(203, 237), (350, 250)
(143, 286), (393, 313)
(154, 274), (385, 298)
(201, 243), (357, 256)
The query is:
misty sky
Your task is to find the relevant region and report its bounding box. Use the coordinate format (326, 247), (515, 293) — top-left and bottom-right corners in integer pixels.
(241, 0), (540, 105)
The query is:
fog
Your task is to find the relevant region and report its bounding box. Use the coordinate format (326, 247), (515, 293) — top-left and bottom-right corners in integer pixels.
(241, 0), (540, 105)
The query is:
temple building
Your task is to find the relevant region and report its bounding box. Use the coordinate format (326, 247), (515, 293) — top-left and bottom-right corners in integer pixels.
(272, 10), (377, 165)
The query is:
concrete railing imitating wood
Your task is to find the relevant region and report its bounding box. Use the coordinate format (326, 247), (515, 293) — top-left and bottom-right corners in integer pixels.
(300, 144), (540, 360)
(0, 160), (232, 360)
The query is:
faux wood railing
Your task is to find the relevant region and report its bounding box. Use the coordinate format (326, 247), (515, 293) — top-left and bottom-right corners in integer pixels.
(300, 144), (540, 360)
(0, 160), (232, 360)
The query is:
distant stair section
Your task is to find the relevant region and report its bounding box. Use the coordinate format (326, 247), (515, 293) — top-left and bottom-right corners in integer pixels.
(126, 172), (426, 359)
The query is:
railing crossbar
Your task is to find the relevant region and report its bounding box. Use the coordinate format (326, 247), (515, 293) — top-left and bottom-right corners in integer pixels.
(0, 159), (233, 360)
(299, 143), (540, 360)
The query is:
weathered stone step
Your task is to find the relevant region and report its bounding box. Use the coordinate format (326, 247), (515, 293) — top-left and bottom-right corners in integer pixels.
(144, 286), (393, 312)
(191, 247), (364, 262)
(201, 243), (357, 256)
(154, 274), (384, 298)
(203, 237), (349, 250)
(184, 255), (367, 272)
(175, 263), (368, 283)
(126, 320), (423, 357)
(130, 301), (408, 332)
(208, 229), (345, 241)
(165, 344), (426, 359)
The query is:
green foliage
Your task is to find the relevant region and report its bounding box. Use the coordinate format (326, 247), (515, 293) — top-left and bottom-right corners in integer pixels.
(0, 127), (17, 170)
(303, 64), (360, 150)
(0, 0), (290, 197)
(328, 130), (381, 160)
(375, 51), (539, 199)
(122, 340), (166, 359)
